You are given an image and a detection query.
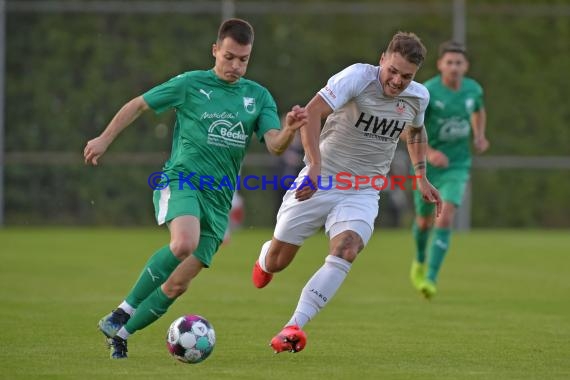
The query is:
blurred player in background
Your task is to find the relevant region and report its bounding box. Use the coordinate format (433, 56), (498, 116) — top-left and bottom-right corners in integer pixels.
(84, 18), (307, 359)
(251, 32), (441, 353)
(410, 41), (489, 299)
(222, 191), (245, 244)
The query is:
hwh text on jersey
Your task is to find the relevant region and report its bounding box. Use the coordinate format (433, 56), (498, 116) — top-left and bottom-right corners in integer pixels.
(354, 112), (406, 139)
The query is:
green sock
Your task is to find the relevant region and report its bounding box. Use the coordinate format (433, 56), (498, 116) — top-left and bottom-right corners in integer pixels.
(412, 222), (431, 264)
(427, 228), (451, 283)
(125, 245), (181, 308)
(124, 287), (175, 334)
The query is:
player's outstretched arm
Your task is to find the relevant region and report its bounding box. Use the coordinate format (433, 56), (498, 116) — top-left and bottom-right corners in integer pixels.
(406, 125), (442, 216)
(264, 105), (308, 156)
(294, 94), (332, 201)
(84, 96), (149, 166)
(471, 107), (489, 154)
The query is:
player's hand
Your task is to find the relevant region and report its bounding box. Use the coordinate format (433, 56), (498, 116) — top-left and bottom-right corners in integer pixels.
(418, 177), (442, 217)
(84, 136), (111, 166)
(427, 149), (449, 168)
(473, 136), (490, 154)
(285, 105), (308, 131)
(295, 164), (320, 201)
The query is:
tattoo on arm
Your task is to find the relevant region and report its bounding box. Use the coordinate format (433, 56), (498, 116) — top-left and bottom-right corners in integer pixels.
(414, 161), (426, 171)
(406, 127), (426, 144)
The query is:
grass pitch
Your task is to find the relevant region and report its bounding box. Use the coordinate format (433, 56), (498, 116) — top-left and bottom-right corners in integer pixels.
(0, 228), (568, 379)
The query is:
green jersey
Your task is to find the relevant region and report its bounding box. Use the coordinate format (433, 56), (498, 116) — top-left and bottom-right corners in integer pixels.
(423, 75), (484, 171)
(143, 69), (281, 208)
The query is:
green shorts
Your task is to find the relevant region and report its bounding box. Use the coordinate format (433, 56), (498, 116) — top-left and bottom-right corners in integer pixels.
(414, 169), (470, 217)
(153, 181), (229, 267)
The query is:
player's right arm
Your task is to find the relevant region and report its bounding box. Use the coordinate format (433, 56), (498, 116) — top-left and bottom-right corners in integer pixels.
(426, 145), (449, 168)
(406, 125), (442, 216)
(295, 94), (332, 201)
(84, 96), (149, 166)
(295, 64), (370, 200)
(471, 107), (489, 154)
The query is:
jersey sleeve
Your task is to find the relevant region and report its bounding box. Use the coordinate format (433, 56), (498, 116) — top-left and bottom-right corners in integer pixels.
(317, 63), (374, 110)
(255, 88), (281, 142)
(142, 73), (188, 114)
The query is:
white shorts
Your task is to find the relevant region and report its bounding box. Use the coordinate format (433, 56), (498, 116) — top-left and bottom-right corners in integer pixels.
(273, 184), (379, 246)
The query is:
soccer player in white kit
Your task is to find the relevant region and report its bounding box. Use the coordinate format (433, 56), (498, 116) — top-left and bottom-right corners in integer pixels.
(252, 32), (442, 353)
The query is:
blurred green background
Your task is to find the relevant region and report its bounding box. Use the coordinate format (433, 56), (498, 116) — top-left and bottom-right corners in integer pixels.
(4, 0), (570, 227)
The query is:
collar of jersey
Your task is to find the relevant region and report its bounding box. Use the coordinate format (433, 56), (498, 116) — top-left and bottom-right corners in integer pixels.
(208, 69), (242, 86)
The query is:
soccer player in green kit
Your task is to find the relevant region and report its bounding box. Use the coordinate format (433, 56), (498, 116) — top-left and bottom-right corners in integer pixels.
(410, 41), (489, 299)
(83, 18), (308, 358)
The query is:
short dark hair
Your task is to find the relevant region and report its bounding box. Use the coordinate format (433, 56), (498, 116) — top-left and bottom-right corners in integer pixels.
(217, 18), (254, 45)
(386, 31), (427, 67)
(438, 40), (468, 59)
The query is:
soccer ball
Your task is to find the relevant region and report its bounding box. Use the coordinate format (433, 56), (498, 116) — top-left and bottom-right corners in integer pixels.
(166, 315), (216, 364)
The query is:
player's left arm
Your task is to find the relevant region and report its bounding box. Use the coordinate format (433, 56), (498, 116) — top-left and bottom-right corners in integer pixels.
(406, 125), (442, 216)
(471, 107), (489, 154)
(263, 105), (308, 156)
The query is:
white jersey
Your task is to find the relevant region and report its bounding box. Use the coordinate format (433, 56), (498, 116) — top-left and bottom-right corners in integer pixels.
(313, 63), (429, 190)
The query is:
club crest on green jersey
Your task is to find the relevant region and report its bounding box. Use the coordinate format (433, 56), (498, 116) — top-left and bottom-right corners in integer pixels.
(465, 98), (475, 113)
(243, 97), (256, 114)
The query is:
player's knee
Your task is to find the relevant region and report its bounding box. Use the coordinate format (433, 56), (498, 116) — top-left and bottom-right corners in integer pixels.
(416, 217), (432, 230)
(330, 232), (362, 263)
(435, 207), (455, 228)
(163, 280), (188, 298)
(170, 239), (198, 260)
(435, 215), (453, 228)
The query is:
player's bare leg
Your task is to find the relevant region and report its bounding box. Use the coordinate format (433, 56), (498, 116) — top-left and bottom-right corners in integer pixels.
(271, 229), (364, 353)
(252, 238), (300, 288)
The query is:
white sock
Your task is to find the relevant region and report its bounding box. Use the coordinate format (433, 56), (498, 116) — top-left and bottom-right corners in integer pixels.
(118, 301), (135, 316)
(286, 255), (351, 328)
(257, 241), (272, 273)
(116, 327), (131, 340)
